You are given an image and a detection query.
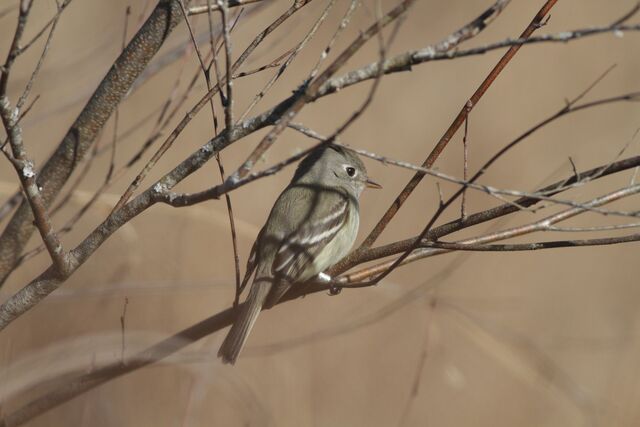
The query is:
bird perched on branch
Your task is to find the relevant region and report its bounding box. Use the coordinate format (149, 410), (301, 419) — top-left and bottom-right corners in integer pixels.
(218, 144), (381, 364)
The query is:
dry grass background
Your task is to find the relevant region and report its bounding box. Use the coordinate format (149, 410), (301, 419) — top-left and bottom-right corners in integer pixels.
(1, 0), (640, 425)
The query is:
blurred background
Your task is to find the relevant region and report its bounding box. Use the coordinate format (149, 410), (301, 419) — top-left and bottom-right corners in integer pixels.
(1, 0), (640, 425)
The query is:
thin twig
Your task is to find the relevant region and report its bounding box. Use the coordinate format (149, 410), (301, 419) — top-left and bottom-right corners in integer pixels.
(6, 180), (639, 426)
(1, 0), (639, 346)
(187, 0), (262, 15)
(0, 1), (72, 276)
(340, 184), (640, 284)
(0, 0), (34, 95)
(180, 0), (243, 305)
(205, 0), (223, 133)
(420, 234), (640, 251)
(120, 297), (129, 363)
(231, 0), (415, 182)
(0, 97), (71, 276)
(461, 101), (471, 220)
(307, 0), (360, 81)
(238, 0), (340, 121)
(112, 0), (316, 211)
(359, 0), (559, 249)
(0, 0), (185, 286)
(16, 2), (64, 110)
(14, 0), (73, 57)
(332, 154), (640, 275)
(217, 0), (234, 130)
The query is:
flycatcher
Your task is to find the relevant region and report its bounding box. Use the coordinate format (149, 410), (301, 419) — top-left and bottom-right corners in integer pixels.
(218, 144), (381, 364)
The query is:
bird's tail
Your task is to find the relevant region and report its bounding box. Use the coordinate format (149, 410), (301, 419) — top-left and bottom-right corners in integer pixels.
(218, 279), (271, 365)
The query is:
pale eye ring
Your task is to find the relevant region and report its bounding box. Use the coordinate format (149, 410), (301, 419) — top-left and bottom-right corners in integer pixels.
(345, 166), (356, 177)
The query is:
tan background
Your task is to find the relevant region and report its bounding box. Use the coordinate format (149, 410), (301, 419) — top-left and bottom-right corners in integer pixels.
(1, 0), (640, 425)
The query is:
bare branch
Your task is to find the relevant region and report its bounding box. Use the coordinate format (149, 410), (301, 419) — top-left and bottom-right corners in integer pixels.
(316, 13), (640, 99)
(16, 1), (65, 111)
(13, 0), (73, 57)
(418, 234), (640, 252)
(187, 0), (263, 16)
(231, 0), (415, 182)
(0, 0), (34, 95)
(359, 0), (559, 249)
(0, 97), (71, 276)
(6, 178), (639, 425)
(238, 0), (340, 120)
(2, 3), (640, 422)
(0, 3), (638, 398)
(112, 0), (316, 211)
(217, 0), (235, 130)
(180, 0), (243, 306)
(4, 1), (636, 328)
(333, 154), (640, 275)
(0, 0), (184, 286)
(340, 184), (640, 284)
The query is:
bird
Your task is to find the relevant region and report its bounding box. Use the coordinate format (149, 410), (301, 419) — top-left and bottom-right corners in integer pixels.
(218, 144), (381, 364)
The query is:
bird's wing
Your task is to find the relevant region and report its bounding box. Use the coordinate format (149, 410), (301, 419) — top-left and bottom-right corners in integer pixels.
(266, 194), (349, 306)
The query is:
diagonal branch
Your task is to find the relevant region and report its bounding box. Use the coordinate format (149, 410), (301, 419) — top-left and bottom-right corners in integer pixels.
(187, 0), (262, 16)
(112, 0), (315, 211)
(0, 98), (72, 277)
(230, 0), (416, 182)
(334, 154), (640, 271)
(340, 184), (640, 284)
(359, 0), (559, 249)
(2, 1), (636, 331)
(0, 145), (640, 426)
(0, 0), (260, 285)
(0, 0), (184, 286)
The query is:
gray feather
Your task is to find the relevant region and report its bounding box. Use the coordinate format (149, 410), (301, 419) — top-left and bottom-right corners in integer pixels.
(218, 277), (271, 364)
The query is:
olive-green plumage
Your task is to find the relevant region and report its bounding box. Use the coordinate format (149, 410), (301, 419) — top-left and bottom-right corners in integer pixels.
(218, 145), (379, 364)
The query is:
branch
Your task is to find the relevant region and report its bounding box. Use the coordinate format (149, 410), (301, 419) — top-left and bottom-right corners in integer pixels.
(238, 0), (343, 120)
(359, 0), (559, 249)
(0, 0), (72, 276)
(112, 0), (315, 211)
(339, 184), (640, 284)
(0, 0), (33, 95)
(0, 0), (184, 286)
(187, 0), (263, 15)
(333, 154), (640, 273)
(230, 0), (415, 181)
(3, 0), (636, 330)
(4, 146), (640, 427)
(417, 235), (640, 251)
(218, 0), (234, 130)
(0, 97), (72, 276)
(315, 10), (640, 98)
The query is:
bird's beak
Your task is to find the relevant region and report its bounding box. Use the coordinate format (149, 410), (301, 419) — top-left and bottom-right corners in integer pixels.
(365, 178), (382, 189)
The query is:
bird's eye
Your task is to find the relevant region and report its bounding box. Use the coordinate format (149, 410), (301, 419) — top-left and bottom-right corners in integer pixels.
(345, 166), (356, 177)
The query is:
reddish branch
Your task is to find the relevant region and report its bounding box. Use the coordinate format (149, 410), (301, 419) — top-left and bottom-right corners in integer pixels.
(359, 0), (559, 249)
